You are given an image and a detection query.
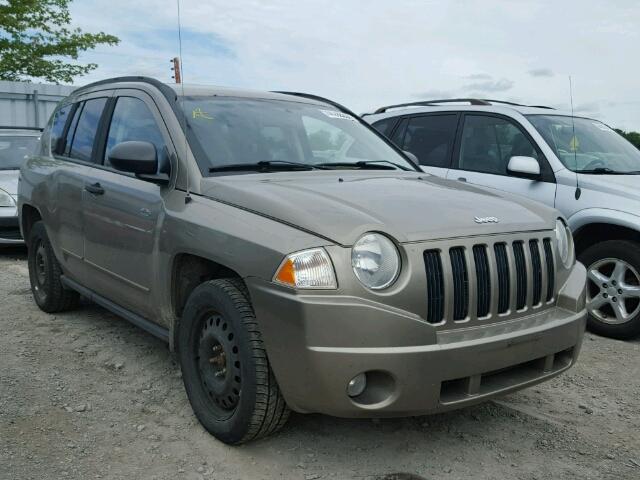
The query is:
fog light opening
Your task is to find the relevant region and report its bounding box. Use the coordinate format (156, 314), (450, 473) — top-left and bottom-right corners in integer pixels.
(347, 373), (367, 398)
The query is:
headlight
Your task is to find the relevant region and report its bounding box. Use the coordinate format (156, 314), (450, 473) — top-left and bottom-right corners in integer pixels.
(0, 188), (15, 207)
(351, 233), (400, 290)
(273, 248), (337, 289)
(555, 219), (574, 268)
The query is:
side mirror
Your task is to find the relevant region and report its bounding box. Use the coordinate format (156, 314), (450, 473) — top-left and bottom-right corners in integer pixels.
(109, 141), (158, 174)
(403, 150), (419, 165)
(507, 156), (541, 179)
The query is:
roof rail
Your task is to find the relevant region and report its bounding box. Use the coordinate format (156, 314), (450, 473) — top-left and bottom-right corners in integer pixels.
(373, 98), (491, 114)
(370, 98), (555, 115)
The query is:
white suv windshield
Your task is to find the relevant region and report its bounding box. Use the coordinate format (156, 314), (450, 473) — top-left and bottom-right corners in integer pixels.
(527, 115), (640, 174)
(0, 135), (40, 170)
(179, 97), (416, 174)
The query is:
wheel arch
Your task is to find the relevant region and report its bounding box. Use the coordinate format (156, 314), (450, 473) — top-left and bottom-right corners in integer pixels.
(569, 209), (640, 254)
(20, 204), (43, 241)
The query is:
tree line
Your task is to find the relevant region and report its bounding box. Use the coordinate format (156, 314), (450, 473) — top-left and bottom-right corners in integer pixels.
(615, 129), (640, 150)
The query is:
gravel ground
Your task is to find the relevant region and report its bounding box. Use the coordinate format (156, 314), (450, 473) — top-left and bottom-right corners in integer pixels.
(1, 246), (639, 480)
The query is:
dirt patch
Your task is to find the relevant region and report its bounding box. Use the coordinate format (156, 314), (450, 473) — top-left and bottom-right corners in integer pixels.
(1, 249), (639, 480)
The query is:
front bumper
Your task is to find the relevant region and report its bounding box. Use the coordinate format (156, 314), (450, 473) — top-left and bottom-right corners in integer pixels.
(247, 263), (587, 417)
(0, 208), (23, 245)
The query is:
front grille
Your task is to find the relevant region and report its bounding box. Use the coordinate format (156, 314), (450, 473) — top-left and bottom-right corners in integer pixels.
(424, 234), (556, 326)
(473, 245), (491, 318)
(494, 243), (510, 314)
(543, 238), (555, 301)
(513, 241), (527, 310)
(424, 250), (445, 323)
(449, 247), (469, 320)
(529, 240), (543, 306)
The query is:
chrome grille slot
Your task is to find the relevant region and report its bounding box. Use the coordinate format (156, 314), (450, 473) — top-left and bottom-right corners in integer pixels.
(424, 250), (445, 324)
(513, 241), (527, 310)
(529, 239), (543, 306)
(423, 233), (557, 328)
(449, 247), (469, 320)
(473, 245), (491, 318)
(494, 243), (510, 314)
(543, 238), (555, 301)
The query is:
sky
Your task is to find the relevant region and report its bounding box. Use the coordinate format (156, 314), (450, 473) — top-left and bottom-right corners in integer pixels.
(68, 0), (640, 131)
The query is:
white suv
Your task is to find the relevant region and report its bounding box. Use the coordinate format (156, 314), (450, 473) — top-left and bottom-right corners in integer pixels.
(364, 99), (640, 339)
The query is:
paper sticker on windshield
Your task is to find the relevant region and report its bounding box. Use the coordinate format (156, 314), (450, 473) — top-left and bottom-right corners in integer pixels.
(320, 109), (356, 122)
(592, 122), (613, 132)
(192, 107), (214, 120)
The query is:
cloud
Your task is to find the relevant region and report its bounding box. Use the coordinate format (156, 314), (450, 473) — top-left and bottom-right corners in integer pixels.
(463, 73), (492, 80)
(528, 68), (554, 77)
(462, 78), (514, 93)
(65, 0), (640, 130)
(411, 89), (454, 99)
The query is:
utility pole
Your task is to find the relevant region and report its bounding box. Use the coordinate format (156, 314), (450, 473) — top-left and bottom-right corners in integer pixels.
(170, 57), (181, 84)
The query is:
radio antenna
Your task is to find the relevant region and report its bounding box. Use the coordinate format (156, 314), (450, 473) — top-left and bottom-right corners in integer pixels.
(569, 76), (581, 200)
(176, 0), (191, 204)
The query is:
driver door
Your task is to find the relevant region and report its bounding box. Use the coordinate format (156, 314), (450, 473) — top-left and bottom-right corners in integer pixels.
(446, 113), (557, 207)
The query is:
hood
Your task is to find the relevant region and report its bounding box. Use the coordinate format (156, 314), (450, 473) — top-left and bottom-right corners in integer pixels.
(0, 170), (19, 197)
(578, 173), (640, 203)
(200, 171), (556, 245)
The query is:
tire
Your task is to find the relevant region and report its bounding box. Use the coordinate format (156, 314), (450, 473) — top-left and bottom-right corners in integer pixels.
(177, 278), (290, 444)
(579, 240), (640, 339)
(27, 221), (79, 313)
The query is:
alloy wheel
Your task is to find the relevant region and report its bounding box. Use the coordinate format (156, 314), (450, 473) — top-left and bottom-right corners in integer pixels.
(587, 258), (640, 325)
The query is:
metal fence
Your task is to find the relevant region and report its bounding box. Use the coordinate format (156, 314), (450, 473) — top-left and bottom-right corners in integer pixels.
(0, 81), (76, 129)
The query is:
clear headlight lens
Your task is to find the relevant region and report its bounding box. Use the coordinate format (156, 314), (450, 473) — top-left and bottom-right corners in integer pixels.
(555, 219), (574, 268)
(273, 248), (337, 289)
(0, 188), (15, 207)
(351, 233), (400, 290)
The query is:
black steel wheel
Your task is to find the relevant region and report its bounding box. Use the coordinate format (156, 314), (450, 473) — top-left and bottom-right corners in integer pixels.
(27, 221), (79, 313)
(178, 278), (290, 444)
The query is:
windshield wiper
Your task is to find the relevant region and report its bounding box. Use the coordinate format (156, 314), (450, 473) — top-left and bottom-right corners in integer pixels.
(209, 160), (324, 173)
(578, 167), (638, 175)
(316, 160), (411, 171)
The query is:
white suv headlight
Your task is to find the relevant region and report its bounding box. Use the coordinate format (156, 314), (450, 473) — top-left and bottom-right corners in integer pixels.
(273, 248), (337, 289)
(555, 219), (574, 268)
(0, 188), (15, 207)
(351, 233), (400, 290)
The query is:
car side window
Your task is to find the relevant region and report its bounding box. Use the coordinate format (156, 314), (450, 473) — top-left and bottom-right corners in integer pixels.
(50, 104), (72, 154)
(63, 102), (84, 156)
(104, 97), (167, 170)
(402, 115), (458, 168)
(458, 115), (538, 175)
(67, 98), (107, 162)
(371, 118), (397, 136)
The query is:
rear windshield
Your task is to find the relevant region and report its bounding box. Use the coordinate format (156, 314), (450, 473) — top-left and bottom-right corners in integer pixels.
(178, 97), (415, 174)
(0, 135), (40, 170)
(527, 115), (640, 173)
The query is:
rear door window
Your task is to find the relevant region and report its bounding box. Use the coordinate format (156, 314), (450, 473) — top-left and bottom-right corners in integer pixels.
(68, 98), (107, 162)
(402, 114), (458, 168)
(50, 104), (72, 154)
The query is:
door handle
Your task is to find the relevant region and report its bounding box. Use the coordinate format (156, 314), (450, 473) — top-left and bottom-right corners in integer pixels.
(85, 182), (105, 195)
(458, 177), (467, 182)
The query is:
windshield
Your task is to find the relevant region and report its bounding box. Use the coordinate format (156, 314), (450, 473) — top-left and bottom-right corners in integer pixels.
(0, 135), (40, 170)
(179, 97), (416, 174)
(527, 115), (640, 174)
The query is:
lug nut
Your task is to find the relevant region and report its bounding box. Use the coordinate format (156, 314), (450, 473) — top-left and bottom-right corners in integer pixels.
(612, 280), (617, 286)
(603, 293), (608, 298)
(603, 283), (608, 288)
(612, 297), (618, 302)
(618, 289), (623, 295)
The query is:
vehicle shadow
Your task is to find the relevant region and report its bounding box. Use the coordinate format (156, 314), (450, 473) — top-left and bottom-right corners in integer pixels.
(0, 245), (27, 260)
